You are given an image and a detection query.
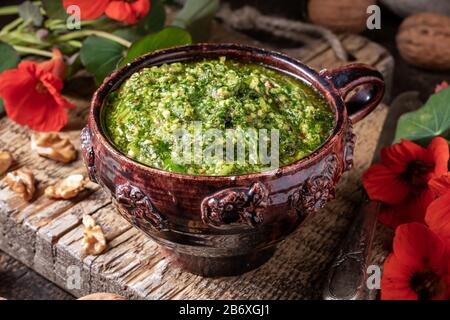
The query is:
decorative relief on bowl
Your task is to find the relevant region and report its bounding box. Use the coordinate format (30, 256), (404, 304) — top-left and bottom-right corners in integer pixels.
(201, 182), (269, 228)
(115, 183), (167, 231)
(343, 124), (356, 171)
(290, 153), (340, 218)
(81, 127), (97, 183)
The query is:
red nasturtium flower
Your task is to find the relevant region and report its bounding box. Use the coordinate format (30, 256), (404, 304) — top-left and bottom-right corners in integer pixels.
(0, 48), (75, 132)
(429, 172), (450, 198)
(63, 0), (150, 24)
(105, 0), (150, 24)
(426, 173), (450, 247)
(362, 137), (450, 228)
(381, 223), (450, 300)
(435, 81), (449, 93)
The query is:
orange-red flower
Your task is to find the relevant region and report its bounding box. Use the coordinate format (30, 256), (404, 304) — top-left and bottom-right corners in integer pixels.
(63, 0), (150, 24)
(426, 173), (450, 246)
(381, 223), (450, 300)
(362, 138), (449, 228)
(376, 192), (435, 230)
(0, 49), (74, 132)
(105, 0), (150, 24)
(62, 0), (110, 20)
(429, 172), (450, 198)
(435, 81), (449, 93)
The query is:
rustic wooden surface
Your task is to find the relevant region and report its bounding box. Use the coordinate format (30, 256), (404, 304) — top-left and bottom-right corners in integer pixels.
(0, 30), (393, 299)
(0, 251), (72, 300)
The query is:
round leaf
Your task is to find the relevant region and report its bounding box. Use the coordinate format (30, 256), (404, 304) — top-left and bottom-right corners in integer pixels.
(0, 42), (19, 118)
(42, 0), (68, 20)
(113, 29), (141, 43)
(121, 27), (191, 66)
(0, 41), (20, 73)
(395, 87), (450, 144)
(0, 99), (5, 117)
(80, 36), (127, 85)
(172, 0), (219, 42)
(137, 0), (166, 35)
(18, 1), (44, 26)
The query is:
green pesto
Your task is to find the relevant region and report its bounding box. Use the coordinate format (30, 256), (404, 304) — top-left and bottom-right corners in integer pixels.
(103, 57), (334, 176)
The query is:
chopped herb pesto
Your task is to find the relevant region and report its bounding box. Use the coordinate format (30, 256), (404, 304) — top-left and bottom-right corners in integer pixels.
(103, 57), (334, 175)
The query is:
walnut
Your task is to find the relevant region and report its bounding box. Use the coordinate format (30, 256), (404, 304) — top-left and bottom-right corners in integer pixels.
(308, 0), (376, 33)
(78, 293), (127, 300)
(0, 151), (13, 175)
(81, 214), (106, 256)
(380, 0), (450, 18)
(4, 169), (36, 201)
(396, 13), (450, 70)
(45, 174), (86, 200)
(31, 132), (77, 163)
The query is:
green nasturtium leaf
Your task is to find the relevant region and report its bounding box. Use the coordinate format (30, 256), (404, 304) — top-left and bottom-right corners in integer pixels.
(172, 0), (219, 42)
(0, 99), (5, 117)
(80, 36), (127, 85)
(65, 52), (84, 78)
(395, 87), (450, 145)
(137, 0), (166, 35)
(113, 29), (141, 43)
(0, 41), (20, 116)
(42, 0), (68, 20)
(0, 41), (20, 73)
(18, 1), (44, 26)
(120, 27), (191, 66)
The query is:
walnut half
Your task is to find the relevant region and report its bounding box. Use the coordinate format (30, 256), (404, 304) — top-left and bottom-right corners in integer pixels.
(4, 169), (36, 201)
(0, 151), (13, 175)
(81, 214), (106, 256)
(45, 174), (86, 200)
(31, 132), (77, 163)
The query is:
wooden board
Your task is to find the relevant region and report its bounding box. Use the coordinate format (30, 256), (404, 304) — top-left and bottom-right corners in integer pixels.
(0, 30), (393, 299)
(0, 251), (72, 300)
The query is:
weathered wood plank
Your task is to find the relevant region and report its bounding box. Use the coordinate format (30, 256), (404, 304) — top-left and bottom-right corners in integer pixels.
(0, 31), (393, 299)
(0, 251), (73, 300)
(34, 187), (111, 282)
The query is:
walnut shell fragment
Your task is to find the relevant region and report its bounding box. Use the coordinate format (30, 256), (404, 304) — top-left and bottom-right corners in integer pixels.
(81, 214), (106, 256)
(4, 169), (36, 201)
(31, 132), (77, 163)
(45, 174), (87, 200)
(0, 151), (13, 175)
(78, 293), (127, 300)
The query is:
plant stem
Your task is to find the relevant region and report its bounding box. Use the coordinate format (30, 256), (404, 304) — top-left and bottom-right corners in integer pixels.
(14, 45), (53, 58)
(0, 5), (19, 16)
(4, 31), (48, 46)
(56, 30), (132, 47)
(17, 18), (32, 32)
(0, 17), (23, 35)
(67, 40), (82, 48)
(80, 18), (110, 27)
(45, 20), (67, 31)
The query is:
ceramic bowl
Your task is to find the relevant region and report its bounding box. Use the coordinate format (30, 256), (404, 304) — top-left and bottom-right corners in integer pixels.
(81, 44), (385, 276)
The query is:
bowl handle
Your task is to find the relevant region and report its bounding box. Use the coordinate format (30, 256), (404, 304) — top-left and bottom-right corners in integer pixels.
(320, 64), (385, 123)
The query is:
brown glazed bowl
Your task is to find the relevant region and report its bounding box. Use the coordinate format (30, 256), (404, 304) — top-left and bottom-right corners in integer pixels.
(81, 44), (385, 277)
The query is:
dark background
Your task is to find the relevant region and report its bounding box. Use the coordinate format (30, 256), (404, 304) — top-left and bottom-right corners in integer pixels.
(224, 0), (450, 100)
(0, 0), (449, 300)
(2, 0), (448, 99)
